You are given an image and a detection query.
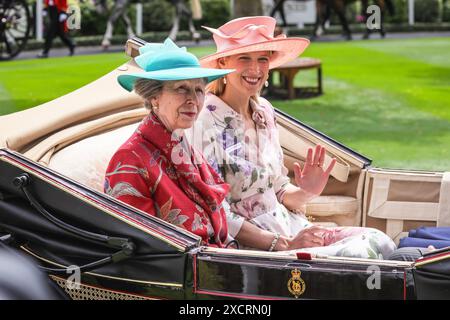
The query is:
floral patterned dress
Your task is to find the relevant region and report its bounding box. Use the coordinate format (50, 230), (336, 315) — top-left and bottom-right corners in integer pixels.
(188, 93), (396, 259)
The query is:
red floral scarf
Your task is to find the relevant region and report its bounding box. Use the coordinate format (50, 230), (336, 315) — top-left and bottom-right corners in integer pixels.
(137, 112), (230, 247)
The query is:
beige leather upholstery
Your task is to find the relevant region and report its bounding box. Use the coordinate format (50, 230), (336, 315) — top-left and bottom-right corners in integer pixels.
(306, 196), (358, 217)
(363, 169), (445, 244)
(438, 172), (450, 227)
(25, 108), (146, 165)
(0, 60), (143, 152)
(48, 123), (139, 192)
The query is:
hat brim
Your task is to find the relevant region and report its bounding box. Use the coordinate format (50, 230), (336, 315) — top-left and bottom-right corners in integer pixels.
(118, 67), (235, 91)
(200, 38), (310, 70)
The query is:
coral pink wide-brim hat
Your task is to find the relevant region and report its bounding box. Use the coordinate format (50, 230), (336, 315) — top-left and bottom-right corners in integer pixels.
(200, 16), (310, 70)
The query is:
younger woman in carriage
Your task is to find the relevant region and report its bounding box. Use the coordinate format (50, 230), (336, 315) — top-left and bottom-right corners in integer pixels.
(188, 16), (396, 258)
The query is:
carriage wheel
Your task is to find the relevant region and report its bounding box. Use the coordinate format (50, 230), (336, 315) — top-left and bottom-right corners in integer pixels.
(0, 0), (31, 60)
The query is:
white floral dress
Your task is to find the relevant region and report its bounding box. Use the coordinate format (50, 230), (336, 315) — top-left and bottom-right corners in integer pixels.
(187, 93), (396, 259)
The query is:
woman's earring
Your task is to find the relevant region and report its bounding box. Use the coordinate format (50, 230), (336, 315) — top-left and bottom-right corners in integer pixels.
(223, 77), (227, 85)
(265, 80), (269, 88)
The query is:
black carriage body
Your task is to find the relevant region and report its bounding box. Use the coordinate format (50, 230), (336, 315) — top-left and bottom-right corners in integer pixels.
(193, 252), (415, 300)
(0, 149), (197, 299)
(0, 149), (420, 300)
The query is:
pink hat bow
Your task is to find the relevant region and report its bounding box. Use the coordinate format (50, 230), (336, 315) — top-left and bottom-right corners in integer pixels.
(200, 16), (310, 69)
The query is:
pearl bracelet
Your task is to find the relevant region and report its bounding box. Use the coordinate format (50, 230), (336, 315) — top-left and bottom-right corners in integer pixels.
(268, 233), (280, 252)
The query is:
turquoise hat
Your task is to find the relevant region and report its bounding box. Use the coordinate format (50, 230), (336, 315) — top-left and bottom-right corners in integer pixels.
(118, 38), (234, 91)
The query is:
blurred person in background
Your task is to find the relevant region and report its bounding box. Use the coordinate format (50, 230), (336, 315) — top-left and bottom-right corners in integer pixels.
(38, 0), (75, 58)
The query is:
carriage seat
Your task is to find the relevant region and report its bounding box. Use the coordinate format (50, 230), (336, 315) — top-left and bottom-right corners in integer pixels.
(306, 196), (358, 217)
(306, 195), (358, 228)
(48, 122), (139, 193)
(47, 122), (357, 226)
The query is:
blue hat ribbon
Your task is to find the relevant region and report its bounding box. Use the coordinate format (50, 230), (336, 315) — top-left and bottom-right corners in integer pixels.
(135, 38), (188, 71)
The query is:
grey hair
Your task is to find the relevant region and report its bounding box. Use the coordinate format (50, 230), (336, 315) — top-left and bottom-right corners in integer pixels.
(133, 79), (164, 110)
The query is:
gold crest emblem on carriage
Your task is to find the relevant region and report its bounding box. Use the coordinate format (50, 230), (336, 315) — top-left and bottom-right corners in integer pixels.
(287, 269), (306, 298)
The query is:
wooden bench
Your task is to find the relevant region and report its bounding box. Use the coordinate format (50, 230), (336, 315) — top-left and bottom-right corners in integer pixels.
(267, 57), (323, 99)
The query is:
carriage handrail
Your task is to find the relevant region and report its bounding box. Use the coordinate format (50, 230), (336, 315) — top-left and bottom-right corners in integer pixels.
(13, 173), (137, 274)
(125, 36), (147, 57)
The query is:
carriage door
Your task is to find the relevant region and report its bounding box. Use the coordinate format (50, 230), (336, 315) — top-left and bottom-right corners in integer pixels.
(362, 168), (449, 244)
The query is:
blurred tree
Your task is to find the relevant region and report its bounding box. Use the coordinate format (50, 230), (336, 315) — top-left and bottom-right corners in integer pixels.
(233, 0), (263, 18)
(179, 0), (231, 29)
(415, 0), (440, 22)
(443, 0), (450, 22)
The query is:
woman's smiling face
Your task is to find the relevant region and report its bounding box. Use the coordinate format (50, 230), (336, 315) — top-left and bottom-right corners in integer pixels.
(219, 51), (271, 97)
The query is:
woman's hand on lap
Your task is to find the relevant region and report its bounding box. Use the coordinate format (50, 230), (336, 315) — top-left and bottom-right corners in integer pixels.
(285, 225), (328, 250)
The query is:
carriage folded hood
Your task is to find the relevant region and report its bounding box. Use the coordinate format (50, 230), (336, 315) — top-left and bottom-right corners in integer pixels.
(0, 59), (143, 153)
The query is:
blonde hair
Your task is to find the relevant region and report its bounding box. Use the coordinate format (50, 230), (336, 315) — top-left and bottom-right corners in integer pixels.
(205, 67), (227, 97)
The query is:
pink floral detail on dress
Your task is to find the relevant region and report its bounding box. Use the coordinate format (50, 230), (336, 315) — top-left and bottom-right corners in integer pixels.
(252, 108), (267, 129)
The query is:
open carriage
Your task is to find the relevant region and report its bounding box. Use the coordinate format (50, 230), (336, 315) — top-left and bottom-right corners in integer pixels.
(0, 0), (31, 60)
(0, 37), (449, 300)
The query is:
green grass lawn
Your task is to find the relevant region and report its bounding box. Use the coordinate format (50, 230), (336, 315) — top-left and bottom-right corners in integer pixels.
(1, 38), (449, 171)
